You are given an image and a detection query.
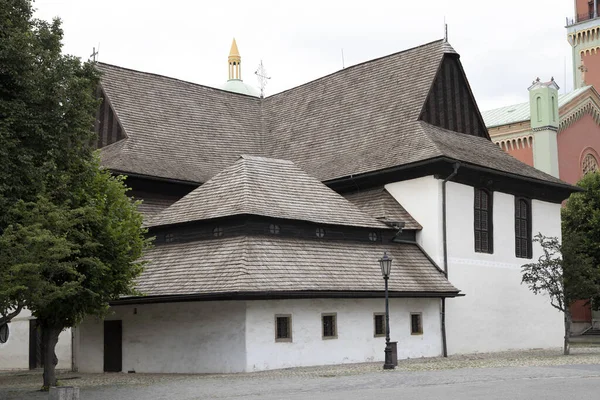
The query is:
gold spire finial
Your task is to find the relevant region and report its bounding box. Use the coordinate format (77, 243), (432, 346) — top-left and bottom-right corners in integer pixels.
(228, 38), (242, 80)
(229, 38), (240, 58)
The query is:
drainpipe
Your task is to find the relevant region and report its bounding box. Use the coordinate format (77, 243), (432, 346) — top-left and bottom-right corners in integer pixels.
(441, 162), (459, 358)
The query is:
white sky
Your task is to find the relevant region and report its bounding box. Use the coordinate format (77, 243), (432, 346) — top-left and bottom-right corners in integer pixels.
(34, 0), (576, 110)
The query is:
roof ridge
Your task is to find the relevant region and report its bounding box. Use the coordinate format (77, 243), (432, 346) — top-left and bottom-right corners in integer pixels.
(265, 39), (447, 100)
(97, 62), (262, 99)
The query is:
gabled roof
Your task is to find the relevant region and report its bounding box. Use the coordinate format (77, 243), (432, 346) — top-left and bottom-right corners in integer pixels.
(97, 39), (572, 191)
(343, 187), (422, 230)
(482, 86), (592, 128)
(148, 155), (389, 229)
(134, 236), (459, 297)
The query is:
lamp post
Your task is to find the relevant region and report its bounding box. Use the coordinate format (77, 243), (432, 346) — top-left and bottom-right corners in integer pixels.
(379, 251), (395, 370)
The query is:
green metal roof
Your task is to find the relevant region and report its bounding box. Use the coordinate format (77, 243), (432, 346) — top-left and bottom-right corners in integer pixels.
(482, 86), (592, 128)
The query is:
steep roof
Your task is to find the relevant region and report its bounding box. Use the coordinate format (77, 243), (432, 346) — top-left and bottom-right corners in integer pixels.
(98, 63), (262, 183)
(134, 236), (459, 297)
(482, 86), (592, 128)
(343, 187), (422, 230)
(148, 155), (389, 229)
(97, 39), (572, 190)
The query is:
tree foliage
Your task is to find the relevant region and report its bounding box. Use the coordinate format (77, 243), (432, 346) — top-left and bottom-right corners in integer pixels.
(562, 171), (600, 306)
(0, 0), (149, 388)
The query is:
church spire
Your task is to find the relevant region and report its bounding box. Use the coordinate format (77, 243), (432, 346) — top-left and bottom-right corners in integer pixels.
(228, 38), (242, 81)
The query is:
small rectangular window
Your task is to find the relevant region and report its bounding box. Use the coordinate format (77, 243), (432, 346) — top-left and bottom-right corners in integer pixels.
(275, 314), (292, 342)
(515, 197), (532, 259)
(410, 313), (423, 335)
(474, 188), (493, 254)
(374, 313), (386, 337)
(322, 313), (337, 339)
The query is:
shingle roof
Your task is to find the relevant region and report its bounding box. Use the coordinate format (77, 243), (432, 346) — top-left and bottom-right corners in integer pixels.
(136, 236), (459, 296)
(97, 63), (262, 183)
(419, 122), (567, 185)
(148, 155), (390, 229)
(343, 188), (422, 230)
(97, 39), (571, 190)
(482, 86), (592, 128)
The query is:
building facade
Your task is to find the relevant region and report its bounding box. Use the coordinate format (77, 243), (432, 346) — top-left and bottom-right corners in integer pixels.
(1, 39), (576, 372)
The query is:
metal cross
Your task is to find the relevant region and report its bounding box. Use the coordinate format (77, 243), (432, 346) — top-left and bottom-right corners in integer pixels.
(255, 60), (271, 98)
(90, 47), (99, 62)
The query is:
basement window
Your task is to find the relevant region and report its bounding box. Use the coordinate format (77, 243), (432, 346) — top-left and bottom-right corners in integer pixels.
(322, 313), (337, 339)
(275, 314), (292, 342)
(374, 313), (386, 337)
(410, 313), (423, 335)
(0, 324), (8, 343)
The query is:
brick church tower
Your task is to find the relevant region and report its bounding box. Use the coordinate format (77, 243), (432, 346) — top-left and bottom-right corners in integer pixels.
(567, 0), (600, 90)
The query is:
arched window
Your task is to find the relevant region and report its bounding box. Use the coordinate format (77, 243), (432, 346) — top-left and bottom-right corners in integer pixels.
(582, 153), (599, 175)
(474, 188), (493, 253)
(552, 96), (557, 122)
(515, 198), (532, 259)
(536, 97), (542, 122)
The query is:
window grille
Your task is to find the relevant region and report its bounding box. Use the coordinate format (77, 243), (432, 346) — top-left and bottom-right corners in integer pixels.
(410, 313), (423, 335)
(322, 313), (337, 339)
(275, 315), (292, 342)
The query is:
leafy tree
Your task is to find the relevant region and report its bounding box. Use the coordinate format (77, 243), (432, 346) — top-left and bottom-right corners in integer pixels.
(0, 0), (149, 389)
(562, 171), (600, 298)
(521, 234), (597, 355)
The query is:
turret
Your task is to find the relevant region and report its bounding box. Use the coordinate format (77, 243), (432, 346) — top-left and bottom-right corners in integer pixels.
(528, 78), (560, 177)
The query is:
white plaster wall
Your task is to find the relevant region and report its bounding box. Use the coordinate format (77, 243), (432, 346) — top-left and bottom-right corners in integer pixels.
(0, 309), (72, 370)
(443, 181), (563, 354)
(77, 301), (246, 374)
(385, 177), (443, 265)
(245, 298), (441, 372)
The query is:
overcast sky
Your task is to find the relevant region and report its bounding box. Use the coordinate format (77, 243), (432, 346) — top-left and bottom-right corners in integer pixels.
(34, 0), (575, 110)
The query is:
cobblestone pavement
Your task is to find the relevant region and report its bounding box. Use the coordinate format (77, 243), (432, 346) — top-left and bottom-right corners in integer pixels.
(2, 348), (600, 399)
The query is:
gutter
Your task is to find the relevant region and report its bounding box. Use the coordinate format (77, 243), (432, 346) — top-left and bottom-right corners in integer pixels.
(440, 162), (460, 358)
(110, 290), (463, 306)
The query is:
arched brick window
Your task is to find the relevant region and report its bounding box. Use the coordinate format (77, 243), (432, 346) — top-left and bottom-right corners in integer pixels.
(582, 153), (599, 175)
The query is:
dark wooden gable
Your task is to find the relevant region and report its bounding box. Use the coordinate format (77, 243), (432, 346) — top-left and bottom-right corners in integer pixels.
(96, 87), (126, 148)
(419, 54), (489, 139)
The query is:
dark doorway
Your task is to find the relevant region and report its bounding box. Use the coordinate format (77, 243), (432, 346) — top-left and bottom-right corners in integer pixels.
(103, 320), (122, 372)
(29, 320), (44, 369)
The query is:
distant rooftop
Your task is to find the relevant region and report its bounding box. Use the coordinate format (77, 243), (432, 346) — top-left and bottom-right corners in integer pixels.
(482, 86), (591, 128)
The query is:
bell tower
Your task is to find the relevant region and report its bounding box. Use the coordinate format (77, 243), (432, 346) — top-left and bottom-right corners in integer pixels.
(228, 38), (241, 81)
(567, 0), (600, 90)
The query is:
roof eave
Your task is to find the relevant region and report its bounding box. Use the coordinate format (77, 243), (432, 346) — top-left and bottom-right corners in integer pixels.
(110, 289), (463, 305)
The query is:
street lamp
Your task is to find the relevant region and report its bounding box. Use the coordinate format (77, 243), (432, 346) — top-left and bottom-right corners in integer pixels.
(379, 251), (395, 370)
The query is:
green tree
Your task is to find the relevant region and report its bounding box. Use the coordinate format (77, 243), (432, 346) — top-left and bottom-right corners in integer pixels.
(0, 0), (149, 389)
(521, 234), (597, 355)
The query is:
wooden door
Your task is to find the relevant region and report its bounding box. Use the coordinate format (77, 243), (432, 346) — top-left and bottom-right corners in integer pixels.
(28, 320), (43, 369)
(103, 320), (122, 372)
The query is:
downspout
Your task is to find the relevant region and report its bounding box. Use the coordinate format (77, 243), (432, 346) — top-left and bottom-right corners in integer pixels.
(441, 162), (460, 358)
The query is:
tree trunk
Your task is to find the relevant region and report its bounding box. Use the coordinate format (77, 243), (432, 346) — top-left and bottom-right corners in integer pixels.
(564, 309), (572, 355)
(41, 323), (62, 390)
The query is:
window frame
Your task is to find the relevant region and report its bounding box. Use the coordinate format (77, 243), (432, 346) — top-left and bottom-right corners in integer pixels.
(514, 197), (533, 259)
(274, 314), (292, 343)
(474, 188), (494, 254)
(410, 312), (423, 335)
(321, 313), (338, 340)
(373, 313), (386, 337)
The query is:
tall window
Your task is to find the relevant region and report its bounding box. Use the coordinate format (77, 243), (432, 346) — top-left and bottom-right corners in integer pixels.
(474, 188), (493, 253)
(515, 198), (532, 259)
